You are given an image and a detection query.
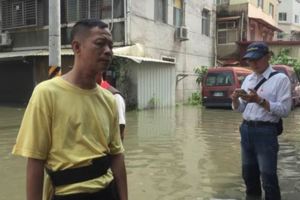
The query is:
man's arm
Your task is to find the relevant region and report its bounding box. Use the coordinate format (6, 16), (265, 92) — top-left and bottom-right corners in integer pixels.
(115, 94), (126, 141)
(27, 158), (45, 200)
(231, 91), (240, 110)
(111, 153), (128, 200)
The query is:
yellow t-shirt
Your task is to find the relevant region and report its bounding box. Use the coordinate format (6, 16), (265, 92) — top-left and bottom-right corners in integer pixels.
(12, 77), (124, 199)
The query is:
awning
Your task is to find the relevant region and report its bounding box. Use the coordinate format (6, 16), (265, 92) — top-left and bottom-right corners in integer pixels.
(113, 43), (145, 57)
(249, 17), (282, 32)
(0, 44), (175, 64)
(116, 55), (174, 64)
(0, 49), (50, 59)
(217, 16), (240, 22)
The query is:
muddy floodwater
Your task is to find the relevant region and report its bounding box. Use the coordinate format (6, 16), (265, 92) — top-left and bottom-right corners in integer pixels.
(1, 105), (300, 200)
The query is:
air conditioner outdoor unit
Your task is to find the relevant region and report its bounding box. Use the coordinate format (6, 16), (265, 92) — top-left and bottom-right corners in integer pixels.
(0, 32), (12, 46)
(175, 26), (189, 41)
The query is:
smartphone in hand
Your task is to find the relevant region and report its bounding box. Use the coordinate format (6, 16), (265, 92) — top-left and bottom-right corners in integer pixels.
(235, 89), (248, 97)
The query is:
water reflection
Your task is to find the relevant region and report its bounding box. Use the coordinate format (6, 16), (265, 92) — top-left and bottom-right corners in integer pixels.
(1, 106), (300, 200)
(124, 106), (300, 200)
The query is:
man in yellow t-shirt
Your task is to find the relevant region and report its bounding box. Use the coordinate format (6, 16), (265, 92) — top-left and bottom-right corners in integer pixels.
(12, 19), (127, 200)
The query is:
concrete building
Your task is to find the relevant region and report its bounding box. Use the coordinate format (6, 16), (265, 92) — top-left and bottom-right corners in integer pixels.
(216, 0), (281, 64)
(0, 0), (216, 108)
(277, 0), (300, 41)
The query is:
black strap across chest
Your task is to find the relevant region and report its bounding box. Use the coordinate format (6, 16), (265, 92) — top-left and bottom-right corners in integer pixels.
(254, 71), (279, 91)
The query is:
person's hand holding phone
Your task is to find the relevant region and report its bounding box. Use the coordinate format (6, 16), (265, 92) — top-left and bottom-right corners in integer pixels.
(231, 88), (248, 109)
(232, 89), (248, 100)
(236, 89), (248, 97)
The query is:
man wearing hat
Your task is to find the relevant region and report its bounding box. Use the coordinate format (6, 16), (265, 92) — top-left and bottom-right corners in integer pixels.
(231, 42), (292, 200)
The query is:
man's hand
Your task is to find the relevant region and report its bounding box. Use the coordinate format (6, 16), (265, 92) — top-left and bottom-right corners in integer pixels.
(241, 89), (261, 103)
(232, 89), (247, 100)
(231, 89), (247, 109)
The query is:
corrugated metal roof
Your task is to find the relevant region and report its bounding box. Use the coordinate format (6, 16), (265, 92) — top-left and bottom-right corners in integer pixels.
(0, 50), (49, 58)
(116, 55), (175, 64)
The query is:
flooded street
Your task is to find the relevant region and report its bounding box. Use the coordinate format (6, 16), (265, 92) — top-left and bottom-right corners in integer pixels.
(1, 105), (300, 200)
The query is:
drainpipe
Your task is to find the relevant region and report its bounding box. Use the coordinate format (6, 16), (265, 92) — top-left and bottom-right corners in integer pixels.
(213, 6), (217, 66)
(182, 0), (187, 26)
(240, 12), (244, 41)
(110, 0), (114, 32)
(125, 0), (131, 45)
(48, 0), (61, 78)
(182, 0), (188, 102)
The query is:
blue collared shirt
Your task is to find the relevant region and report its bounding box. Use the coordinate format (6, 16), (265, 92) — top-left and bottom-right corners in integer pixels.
(233, 66), (292, 122)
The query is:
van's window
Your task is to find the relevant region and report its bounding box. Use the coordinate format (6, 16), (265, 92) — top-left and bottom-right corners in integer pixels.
(291, 72), (299, 84)
(237, 73), (248, 85)
(275, 68), (286, 75)
(205, 72), (233, 86)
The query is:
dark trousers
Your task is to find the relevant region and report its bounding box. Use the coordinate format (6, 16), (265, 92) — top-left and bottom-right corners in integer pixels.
(240, 123), (281, 200)
(52, 180), (119, 200)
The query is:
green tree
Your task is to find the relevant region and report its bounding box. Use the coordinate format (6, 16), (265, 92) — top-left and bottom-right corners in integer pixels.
(194, 66), (208, 85)
(270, 48), (300, 79)
(187, 66), (208, 105)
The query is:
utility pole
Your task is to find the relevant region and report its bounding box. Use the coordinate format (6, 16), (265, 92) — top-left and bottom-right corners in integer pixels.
(48, 0), (61, 78)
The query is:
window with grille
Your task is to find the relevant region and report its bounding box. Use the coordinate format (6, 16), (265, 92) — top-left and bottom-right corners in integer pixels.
(216, 0), (229, 5)
(65, 0), (124, 22)
(64, 0), (125, 44)
(295, 15), (299, 23)
(277, 33), (283, 39)
(279, 12), (287, 21)
(173, 0), (183, 27)
(202, 9), (210, 36)
(257, 0), (264, 9)
(1, 0), (37, 29)
(217, 21), (238, 44)
(155, 0), (167, 23)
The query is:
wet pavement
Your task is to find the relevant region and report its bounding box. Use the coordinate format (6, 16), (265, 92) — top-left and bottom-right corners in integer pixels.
(1, 105), (300, 200)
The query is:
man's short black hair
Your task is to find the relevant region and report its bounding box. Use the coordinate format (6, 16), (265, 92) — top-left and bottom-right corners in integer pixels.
(70, 19), (109, 42)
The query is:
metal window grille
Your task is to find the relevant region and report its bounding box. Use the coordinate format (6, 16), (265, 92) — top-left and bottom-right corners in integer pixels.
(217, 21), (238, 44)
(279, 12), (287, 21)
(257, 0), (264, 9)
(64, 0), (125, 44)
(1, 0), (37, 29)
(216, 0), (229, 5)
(65, 0), (116, 22)
(155, 0), (167, 23)
(217, 29), (238, 44)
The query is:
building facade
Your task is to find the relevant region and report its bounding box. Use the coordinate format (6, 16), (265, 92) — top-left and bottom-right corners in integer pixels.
(128, 0), (216, 102)
(216, 0), (281, 64)
(277, 0), (300, 41)
(0, 0), (216, 107)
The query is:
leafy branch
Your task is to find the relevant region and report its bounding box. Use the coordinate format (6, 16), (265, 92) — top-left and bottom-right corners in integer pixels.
(194, 66), (208, 85)
(270, 48), (300, 79)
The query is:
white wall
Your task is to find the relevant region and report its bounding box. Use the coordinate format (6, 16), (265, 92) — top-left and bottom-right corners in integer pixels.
(278, 0), (300, 39)
(129, 0), (216, 103)
(278, 0), (293, 24)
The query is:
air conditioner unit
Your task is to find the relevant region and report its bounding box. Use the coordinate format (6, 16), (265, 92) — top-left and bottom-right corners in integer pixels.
(175, 26), (189, 41)
(0, 32), (12, 46)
